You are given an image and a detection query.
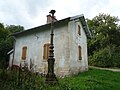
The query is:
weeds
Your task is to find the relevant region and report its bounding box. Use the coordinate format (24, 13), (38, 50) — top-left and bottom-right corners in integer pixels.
(0, 68), (120, 90)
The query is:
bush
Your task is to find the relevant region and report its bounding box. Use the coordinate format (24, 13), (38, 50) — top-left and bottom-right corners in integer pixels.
(111, 46), (120, 67)
(89, 46), (120, 68)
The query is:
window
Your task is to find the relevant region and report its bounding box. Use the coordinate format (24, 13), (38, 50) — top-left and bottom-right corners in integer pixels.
(78, 25), (81, 35)
(21, 46), (27, 60)
(78, 46), (82, 60)
(43, 43), (50, 60)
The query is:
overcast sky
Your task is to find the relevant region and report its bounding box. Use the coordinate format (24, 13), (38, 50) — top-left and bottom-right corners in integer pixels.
(0, 0), (120, 29)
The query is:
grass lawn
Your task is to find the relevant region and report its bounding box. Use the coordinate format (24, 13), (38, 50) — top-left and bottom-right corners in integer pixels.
(0, 68), (120, 90)
(58, 68), (120, 90)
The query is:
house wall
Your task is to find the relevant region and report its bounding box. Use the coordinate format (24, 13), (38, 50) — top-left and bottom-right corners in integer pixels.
(13, 24), (70, 76)
(9, 53), (13, 68)
(54, 24), (70, 77)
(11, 19), (88, 77)
(67, 19), (88, 75)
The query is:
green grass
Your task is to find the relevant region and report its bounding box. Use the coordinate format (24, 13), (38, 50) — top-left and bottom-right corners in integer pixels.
(59, 68), (120, 90)
(0, 68), (120, 90)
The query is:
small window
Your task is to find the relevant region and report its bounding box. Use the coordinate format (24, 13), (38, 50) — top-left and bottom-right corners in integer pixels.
(43, 43), (50, 60)
(78, 25), (81, 35)
(78, 46), (82, 60)
(21, 46), (27, 60)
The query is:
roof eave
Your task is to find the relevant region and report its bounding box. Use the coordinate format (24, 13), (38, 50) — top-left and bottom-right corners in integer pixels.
(79, 16), (92, 38)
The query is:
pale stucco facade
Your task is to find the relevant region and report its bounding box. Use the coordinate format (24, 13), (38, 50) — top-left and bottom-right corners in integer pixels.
(9, 14), (91, 77)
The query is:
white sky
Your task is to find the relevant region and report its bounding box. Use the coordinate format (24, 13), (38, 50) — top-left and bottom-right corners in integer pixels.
(0, 0), (120, 29)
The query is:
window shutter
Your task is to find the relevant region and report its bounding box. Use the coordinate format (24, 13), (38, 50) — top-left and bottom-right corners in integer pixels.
(43, 44), (46, 59)
(43, 43), (50, 60)
(79, 46), (82, 60)
(22, 46), (27, 60)
(78, 25), (81, 35)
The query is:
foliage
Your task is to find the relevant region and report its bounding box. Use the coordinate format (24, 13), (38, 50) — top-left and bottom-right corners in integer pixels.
(110, 46), (120, 67)
(89, 46), (120, 67)
(0, 68), (120, 90)
(6, 25), (24, 33)
(0, 23), (24, 67)
(87, 13), (120, 67)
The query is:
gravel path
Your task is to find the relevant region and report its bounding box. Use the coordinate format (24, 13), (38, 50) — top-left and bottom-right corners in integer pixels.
(89, 66), (120, 72)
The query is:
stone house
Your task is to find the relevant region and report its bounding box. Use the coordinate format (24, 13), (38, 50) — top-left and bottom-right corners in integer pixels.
(8, 14), (91, 77)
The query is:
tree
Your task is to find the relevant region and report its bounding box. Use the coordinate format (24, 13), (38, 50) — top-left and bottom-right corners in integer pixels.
(6, 25), (24, 33)
(0, 23), (24, 68)
(87, 14), (120, 67)
(87, 14), (120, 55)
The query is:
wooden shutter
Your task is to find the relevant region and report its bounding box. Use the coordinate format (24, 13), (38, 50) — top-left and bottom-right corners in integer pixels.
(79, 46), (82, 60)
(78, 25), (81, 35)
(43, 43), (50, 60)
(46, 44), (50, 59)
(43, 44), (47, 59)
(22, 46), (27, 60)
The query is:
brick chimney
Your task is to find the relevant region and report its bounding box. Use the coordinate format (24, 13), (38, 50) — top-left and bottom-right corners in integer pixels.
(47, 14), (57, 24)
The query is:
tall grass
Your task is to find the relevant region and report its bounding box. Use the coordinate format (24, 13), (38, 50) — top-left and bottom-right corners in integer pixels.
(0, 68), (120, 90)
